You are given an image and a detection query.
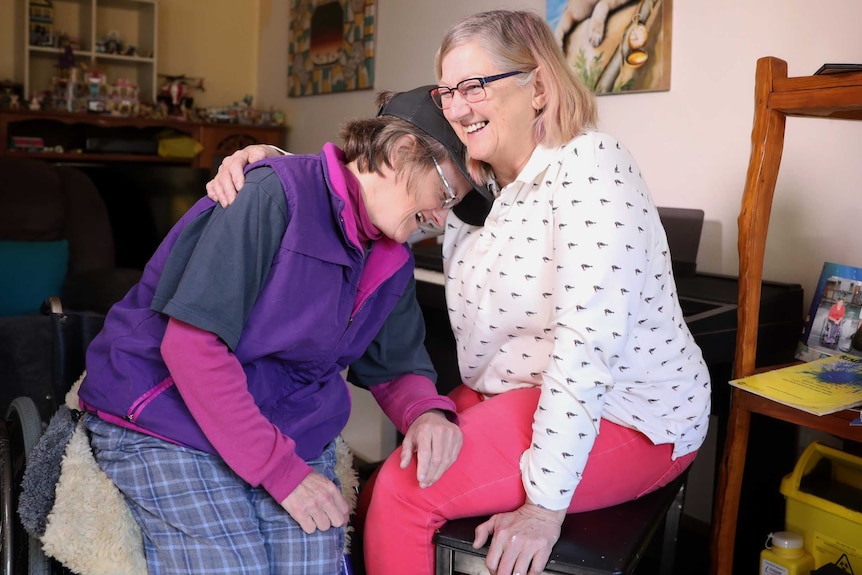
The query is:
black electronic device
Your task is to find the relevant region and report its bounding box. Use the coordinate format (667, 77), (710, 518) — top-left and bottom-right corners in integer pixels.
(85, 137), (158, 154)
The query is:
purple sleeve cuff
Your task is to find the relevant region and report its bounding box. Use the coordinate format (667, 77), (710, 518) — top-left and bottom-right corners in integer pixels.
(368, 373), (459, 434)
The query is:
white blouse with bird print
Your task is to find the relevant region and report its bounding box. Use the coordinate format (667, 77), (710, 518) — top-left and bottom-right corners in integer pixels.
(442, 131), (711, 511)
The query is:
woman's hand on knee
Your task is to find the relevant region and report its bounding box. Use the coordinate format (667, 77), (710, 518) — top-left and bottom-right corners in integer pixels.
(400, 409), (462, 488)
(280, 471), (350, 534)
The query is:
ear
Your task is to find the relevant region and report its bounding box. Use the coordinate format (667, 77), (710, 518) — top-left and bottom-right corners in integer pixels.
(393, 133), (416, 150)
(382, 133), (420, 185)
(389, 133), (417, 169)
(531, 67), (548, 112)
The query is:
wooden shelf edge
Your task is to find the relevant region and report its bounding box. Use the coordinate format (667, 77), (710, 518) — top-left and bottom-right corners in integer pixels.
(6, 150), (192, 164)
(774, 69), (862, 93)
(736, 390), (862, 441)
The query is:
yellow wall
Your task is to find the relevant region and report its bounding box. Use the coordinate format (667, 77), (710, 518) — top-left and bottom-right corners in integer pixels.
(0, 0), (22, 85)
(157, 0), (259, 108)
(0, 0), (260, 109)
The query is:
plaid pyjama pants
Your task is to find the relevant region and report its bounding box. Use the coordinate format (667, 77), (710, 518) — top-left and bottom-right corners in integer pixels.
(86, 415), (345, 575)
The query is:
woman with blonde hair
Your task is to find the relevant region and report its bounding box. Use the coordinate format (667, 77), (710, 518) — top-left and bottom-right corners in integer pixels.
(362, 10), (709, 575)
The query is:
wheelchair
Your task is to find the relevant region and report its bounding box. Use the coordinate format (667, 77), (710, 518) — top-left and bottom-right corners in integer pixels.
(1, 299), (105, 575)
(819, 315), (845, 348)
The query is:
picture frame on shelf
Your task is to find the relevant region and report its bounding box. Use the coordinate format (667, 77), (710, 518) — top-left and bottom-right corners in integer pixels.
(796, 262), (862, 362)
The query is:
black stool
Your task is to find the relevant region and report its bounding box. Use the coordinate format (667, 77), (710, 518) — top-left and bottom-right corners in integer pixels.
(434, 473), (687, 575)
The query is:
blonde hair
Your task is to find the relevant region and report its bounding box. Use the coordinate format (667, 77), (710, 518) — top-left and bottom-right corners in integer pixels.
(339, 91), (448, 194)
(435, 10), (597, 183)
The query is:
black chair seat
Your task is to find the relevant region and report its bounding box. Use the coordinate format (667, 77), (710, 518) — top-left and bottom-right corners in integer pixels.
(434, 473), (687, 575)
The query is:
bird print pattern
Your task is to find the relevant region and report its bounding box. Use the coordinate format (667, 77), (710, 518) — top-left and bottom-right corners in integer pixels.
(442, 131), (711, 510)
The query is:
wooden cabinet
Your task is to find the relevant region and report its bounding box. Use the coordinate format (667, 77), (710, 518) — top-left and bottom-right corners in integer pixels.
(710, 57), (862, 575)
(24, 0), (158, 104)
(196, 123), (286, 171)
(0, 109), (286, 169)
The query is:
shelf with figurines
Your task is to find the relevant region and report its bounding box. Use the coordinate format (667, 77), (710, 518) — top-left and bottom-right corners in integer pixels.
(0, 74), (286, 168)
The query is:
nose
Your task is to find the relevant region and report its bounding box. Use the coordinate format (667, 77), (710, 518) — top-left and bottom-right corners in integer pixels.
(445, 91), (471, 120)
(427, 207), (448, 227)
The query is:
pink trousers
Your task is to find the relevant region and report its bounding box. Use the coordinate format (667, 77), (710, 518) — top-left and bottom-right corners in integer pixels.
(361, 385), (697, 575)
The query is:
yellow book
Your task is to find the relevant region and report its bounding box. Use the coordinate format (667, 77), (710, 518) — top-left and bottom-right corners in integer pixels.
(729, 354), (862, 416)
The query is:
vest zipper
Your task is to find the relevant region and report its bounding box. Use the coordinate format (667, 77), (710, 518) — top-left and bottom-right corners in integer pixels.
(125, 378), (174, 422)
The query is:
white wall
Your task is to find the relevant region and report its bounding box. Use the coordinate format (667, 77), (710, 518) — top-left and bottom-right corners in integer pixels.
(259, 0), (862, 297)
(256, 0), (862, 486)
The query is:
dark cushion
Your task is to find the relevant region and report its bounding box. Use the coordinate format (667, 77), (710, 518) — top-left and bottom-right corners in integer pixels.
(0, 240), (69, 317)
(0, 313), (54, 422)
(0, 158), (65, 242)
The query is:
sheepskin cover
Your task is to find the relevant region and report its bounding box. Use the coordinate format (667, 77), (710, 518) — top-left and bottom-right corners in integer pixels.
(41, 416), (147, 575)
(18, 373), (360, 574)
(18, 405), (75, 537)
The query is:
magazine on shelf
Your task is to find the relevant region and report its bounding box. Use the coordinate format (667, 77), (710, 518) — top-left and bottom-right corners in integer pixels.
(729, 354), (862, 416)
(813, 63), (862, 76)
(795, 262), (862, 362)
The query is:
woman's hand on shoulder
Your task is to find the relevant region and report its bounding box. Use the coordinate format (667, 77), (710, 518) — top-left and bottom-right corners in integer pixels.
(401, 409), (463, 489)
(280, 471), (350, 534)
(474, 501), (566, 575)
(206, 144), (281, 208)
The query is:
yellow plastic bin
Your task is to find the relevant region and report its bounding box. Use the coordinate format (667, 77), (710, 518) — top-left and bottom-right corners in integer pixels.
(780, 441), (862, 570)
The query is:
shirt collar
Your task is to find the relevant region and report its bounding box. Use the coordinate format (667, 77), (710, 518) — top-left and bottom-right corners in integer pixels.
(500, 144), (560, 190)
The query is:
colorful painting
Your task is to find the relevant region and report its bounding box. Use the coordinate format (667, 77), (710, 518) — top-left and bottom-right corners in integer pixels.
(288, 0), (376, 97)
(546, 0), (672, 95)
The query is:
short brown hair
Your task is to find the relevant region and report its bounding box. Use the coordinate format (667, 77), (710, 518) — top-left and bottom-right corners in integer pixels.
(339, 91), (450, 194)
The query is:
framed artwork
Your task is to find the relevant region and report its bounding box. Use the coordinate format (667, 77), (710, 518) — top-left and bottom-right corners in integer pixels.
(288, 0), (376, 97)
(546, 0), (672, 95)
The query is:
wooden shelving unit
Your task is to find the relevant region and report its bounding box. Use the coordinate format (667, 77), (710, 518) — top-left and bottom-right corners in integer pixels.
(710, 56), (862, 575)
(24, 0), (158, 103)
(0, 109), (286, 170)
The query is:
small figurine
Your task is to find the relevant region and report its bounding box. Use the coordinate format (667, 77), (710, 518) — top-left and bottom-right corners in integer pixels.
(157, 74), (205, 117)
(9, 94), (20, 110)
(103, 31), (121, 55)
(29, 94), (42, 111)
(58, 44), (75, 71)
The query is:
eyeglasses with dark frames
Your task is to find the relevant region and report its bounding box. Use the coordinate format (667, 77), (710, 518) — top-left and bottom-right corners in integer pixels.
(429, 71), (525, 110)
(432, 157), (459, 209)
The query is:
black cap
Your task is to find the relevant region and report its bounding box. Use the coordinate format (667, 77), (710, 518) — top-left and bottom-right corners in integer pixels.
(377, 85), (493, 226)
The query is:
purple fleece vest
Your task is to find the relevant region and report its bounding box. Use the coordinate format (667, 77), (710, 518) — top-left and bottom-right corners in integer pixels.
(78, 150), (414, 460)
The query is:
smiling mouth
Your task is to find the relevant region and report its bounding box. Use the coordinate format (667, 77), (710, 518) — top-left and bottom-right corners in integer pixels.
(416, 212), (426, 225)
(464, 121), (487, 134)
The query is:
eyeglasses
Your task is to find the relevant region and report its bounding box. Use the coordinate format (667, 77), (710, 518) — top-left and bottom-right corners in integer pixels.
(429, 71), (525, 110)
(432, 156), (459, 209)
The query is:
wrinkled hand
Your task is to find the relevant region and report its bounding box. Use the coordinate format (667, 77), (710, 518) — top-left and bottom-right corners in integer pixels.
(205, 144), (280, 207)
(400, 409), (462, 488)
(280, 471), (350, 534)
(473, 502), (565, 575)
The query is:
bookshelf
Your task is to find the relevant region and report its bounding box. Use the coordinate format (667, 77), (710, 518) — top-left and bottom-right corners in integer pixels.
(710, 57), (862, 575)
(23, 0), (158, 104)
